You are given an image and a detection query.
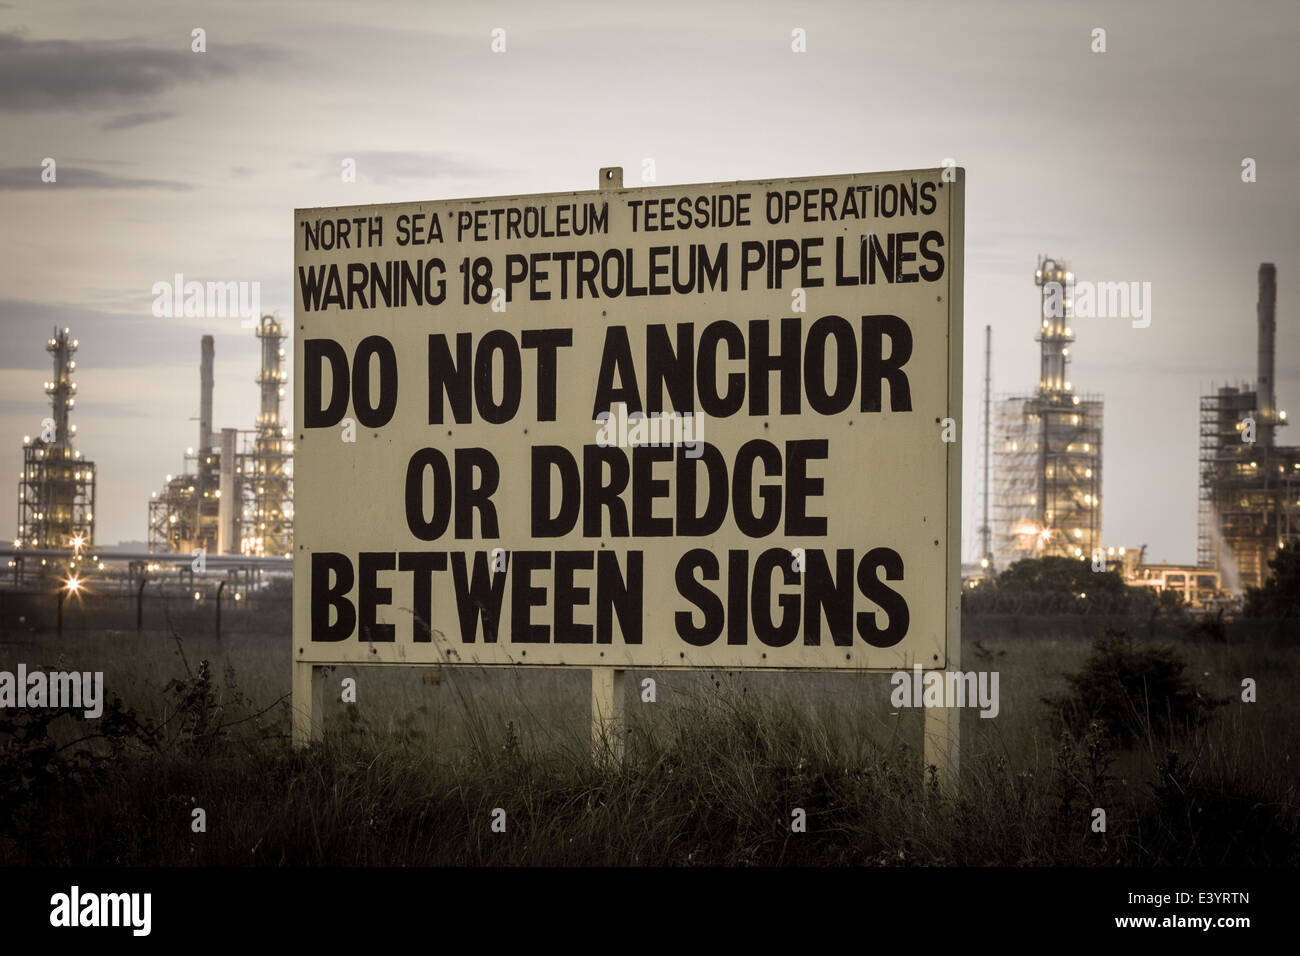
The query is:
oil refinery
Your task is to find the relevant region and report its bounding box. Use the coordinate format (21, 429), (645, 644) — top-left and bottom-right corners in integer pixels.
(147, 316), (293, 558)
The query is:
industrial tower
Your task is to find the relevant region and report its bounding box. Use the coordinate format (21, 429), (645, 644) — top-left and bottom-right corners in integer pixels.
(15, 328), (97, 551)
(992, 257), (1104, 570)
(147, 317), (293, 557)
(246, 314), (293, 557)
(1198, 264), (1299, 592)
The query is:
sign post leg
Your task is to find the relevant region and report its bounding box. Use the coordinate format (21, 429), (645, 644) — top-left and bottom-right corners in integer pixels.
(923, 681), (960, 791)
(291, 661), (325, 748)
(591, 667), (626, 763)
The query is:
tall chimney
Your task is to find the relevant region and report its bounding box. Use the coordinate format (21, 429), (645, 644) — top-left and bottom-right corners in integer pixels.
(200, 334), (214, 453)
(1257, 263), (1276, 447)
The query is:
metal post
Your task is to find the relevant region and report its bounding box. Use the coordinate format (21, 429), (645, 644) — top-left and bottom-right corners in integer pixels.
(57, 589), (66, 638)
(137, 575), (148, 632)
(980, 324), (992, 568)
(591, 667), (627, 762)
(215, 580), (225, 639)
(291, 661), (326, 748)
(923, 686), (960, 790)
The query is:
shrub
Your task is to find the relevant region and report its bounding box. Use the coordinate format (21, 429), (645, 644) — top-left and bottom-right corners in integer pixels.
(1244, 543), (1300, 618)
(1043, 627), (1223, 745)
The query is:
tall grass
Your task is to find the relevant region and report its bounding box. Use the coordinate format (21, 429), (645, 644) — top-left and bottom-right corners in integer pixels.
(0, 625), (1296, 865)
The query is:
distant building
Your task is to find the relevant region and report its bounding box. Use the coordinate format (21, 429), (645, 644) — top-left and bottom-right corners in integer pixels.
(993, 256), (1103, 570)
(1126, 562), (1226, 610)
(1198, 264), (1300, 593)
(147, 317), (293, 557)
(15, 328), (97, 553)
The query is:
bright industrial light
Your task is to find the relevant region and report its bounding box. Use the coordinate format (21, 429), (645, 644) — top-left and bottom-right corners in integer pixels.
(71, 534), (84, 551)
(65, 576), (81, 594)
(193, 591), (201, 601)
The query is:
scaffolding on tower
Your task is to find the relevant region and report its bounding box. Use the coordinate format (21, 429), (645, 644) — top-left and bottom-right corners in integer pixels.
(992, 257), (1104, 570)
(16, 328), (97, 554)
(147, 316), (293, 558)
(241, 315), (293, 556)
(1197, 264), (1300, 593)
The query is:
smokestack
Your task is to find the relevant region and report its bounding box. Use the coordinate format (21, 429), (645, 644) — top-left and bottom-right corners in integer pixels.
(218, 427), (237, 554)
(200, 335), (214, 453)
(1257, 263), (1276, 447)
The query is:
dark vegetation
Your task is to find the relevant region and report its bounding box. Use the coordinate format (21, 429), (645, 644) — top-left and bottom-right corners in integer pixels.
(1, 619), (1295, 866)
(963, 556), (1167, 615)
(1244, 543), (1300, 618)
(1043, 627), (1225, 745)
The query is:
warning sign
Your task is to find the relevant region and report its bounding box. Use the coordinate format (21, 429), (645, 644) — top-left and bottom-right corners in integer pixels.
(292, 168), (963, 672)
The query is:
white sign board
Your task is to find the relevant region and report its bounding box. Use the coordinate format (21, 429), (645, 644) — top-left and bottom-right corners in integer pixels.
(292, 168), (963, 682)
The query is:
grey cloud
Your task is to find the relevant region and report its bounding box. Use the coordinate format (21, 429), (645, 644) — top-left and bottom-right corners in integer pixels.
(332, 150), (503, 185)
(0, 165), (191, 190)
(0, 298), (263, 373)
(0, 31), (274, 112)
(101, 110), (176, 131)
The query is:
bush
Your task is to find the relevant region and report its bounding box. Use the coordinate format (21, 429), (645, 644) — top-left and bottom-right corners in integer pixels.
(1043, 627), (1223, 745)
(962, 556), (1158, 615)
(1244, 543), (1300, 618)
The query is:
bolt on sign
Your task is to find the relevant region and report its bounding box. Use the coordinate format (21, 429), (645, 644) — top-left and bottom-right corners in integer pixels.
(292, 167), (964, 742)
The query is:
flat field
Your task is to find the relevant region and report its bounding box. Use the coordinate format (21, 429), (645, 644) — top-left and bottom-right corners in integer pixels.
(1, 618), (1295, 865)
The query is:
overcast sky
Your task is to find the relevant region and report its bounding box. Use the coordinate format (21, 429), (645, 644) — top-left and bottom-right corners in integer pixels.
(1, 0), (1297, 562)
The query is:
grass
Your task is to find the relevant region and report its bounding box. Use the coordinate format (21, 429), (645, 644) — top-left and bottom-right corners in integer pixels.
(1, 623), (1296, 865)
